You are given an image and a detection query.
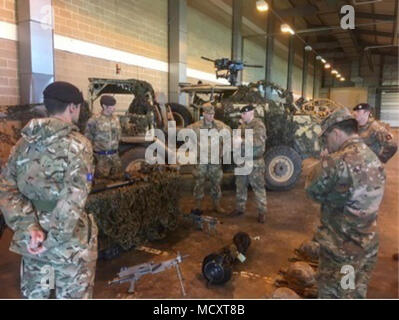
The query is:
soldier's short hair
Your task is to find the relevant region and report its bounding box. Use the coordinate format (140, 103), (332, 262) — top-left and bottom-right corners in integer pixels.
(326, 119), (359, 136)
(44, 98), (70, 116)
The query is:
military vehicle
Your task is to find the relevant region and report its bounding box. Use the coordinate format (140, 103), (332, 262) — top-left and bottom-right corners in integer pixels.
(86, 77), (176, 172)
(0, 78), (179, 173)
(0, 79), (183, 256)
(178, 78), (343, 191)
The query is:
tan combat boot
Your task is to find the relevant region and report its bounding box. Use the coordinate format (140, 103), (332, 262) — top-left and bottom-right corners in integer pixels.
(212, 199), (226, 214)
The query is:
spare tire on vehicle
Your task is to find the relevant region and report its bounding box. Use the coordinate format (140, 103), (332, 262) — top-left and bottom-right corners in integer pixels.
(265, 146), (302, 191)
(167, 103), (193, 128)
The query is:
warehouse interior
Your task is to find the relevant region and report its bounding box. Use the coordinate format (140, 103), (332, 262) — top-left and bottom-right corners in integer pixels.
(0, 0), (398, 300)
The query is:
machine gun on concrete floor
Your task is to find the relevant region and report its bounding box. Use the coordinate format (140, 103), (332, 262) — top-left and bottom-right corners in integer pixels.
(109, 253), (189, 296)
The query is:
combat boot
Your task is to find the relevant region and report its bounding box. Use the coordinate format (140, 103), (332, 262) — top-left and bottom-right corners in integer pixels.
(228, 209), (244, 217)
(192, 199), (203, 215)
(212, 199), (226, 214)
(258, 212), (266, 224)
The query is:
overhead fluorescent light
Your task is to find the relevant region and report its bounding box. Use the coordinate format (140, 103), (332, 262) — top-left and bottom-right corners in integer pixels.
(324, 63), (331, 69)
(331, 69), (338, 75)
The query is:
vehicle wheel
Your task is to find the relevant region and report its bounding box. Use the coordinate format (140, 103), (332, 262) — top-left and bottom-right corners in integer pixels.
(265, 146), (302, 191)
(120, 146), (148, 172)
(167, 103), (193, 128)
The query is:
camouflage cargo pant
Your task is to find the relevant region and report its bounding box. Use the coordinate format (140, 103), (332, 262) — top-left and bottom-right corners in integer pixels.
(193, 164), (223, 201)
(235, 165), (267, 214)
(317, 245), (378, 299)
(20, 256), (97, 299)
(94, 153), (123, 179)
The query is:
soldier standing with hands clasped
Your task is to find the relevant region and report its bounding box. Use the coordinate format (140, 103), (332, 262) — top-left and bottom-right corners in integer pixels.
(187, 103), (231, 214)
(306, 108), (386, 299)
(229, 105), (267, 224)
(0, 82), (98, 299)
(85, 95), (123, 179)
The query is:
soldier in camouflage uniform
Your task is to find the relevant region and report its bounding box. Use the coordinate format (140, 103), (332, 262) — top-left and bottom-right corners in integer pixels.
(306, 108), (386, 299)
(85, 95), (123, 179)
(230, 105), (267, 224)
(353, 103), (398, 164)
(187, 103), (231, 214)
(0, 82), (98, 299)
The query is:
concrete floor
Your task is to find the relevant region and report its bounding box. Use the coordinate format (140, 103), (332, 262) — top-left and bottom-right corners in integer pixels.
(0, 133), (398, 299)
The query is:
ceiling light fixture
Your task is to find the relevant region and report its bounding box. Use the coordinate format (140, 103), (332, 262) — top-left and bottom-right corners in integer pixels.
(305, 45), (313, 52)
(256, 0), (269, 12)
(281, 24), (295, 35)
(325, 63), (331, 69)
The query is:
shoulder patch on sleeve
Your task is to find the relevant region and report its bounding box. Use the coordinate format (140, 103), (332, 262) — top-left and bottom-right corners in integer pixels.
(86, 173), (94, 182)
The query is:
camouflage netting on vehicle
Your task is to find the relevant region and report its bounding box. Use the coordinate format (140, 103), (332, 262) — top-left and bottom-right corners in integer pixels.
(0, 102), (92, 135)
(0, 104), (47, 124)
(120, 113), (153, 136)
(218, 85), (299, 149)
(86, 167), (181, 251)
(77, 101), (92, 133)
(265, 99), (299, 149)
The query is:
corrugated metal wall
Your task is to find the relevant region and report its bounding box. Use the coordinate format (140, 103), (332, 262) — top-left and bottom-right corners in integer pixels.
(381, 89), (399, 127)
(380, 60), (399, 127)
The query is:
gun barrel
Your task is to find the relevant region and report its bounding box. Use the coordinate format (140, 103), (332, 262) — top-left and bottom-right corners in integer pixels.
(201, 56), (215, 62)
(244, 64), (264, 68)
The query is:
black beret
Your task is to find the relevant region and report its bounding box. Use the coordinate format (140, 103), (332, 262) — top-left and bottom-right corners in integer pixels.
(100, 95), (117, 107)
(353, 103), (371, 111)
(43, 81), (84, 104)
(240, 105), (255, 113)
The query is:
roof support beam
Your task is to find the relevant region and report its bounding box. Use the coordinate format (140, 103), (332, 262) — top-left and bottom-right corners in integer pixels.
(356, 12), (396, 21)
(355, 29), (393, 38)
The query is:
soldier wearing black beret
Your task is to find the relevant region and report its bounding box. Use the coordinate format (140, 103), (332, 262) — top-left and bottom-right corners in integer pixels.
(230, 105), (268, 224)
(0, 81), (98, 298)
(85, 95), (123, 179)
(353, 103), (397, 163)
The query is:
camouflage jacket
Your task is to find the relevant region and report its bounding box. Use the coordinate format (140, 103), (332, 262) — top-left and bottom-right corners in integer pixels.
(358, 118), (398, 163)
(85, 113), (121, 152)
(239, 118), (267, 167)
(306, 137), (386, 256)
(0, 118), (97, 264)
(187, 119), (232, 163)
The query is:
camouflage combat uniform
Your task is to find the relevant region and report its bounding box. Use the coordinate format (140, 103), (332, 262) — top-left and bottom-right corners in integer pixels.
(187, 118), (231, 206)
(85, 113), (123, 179)
(0, 118), (98, 299)
(358, 117), (398, 164)
(306, 110), (386, 299)
(235, 118), (267, 215)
